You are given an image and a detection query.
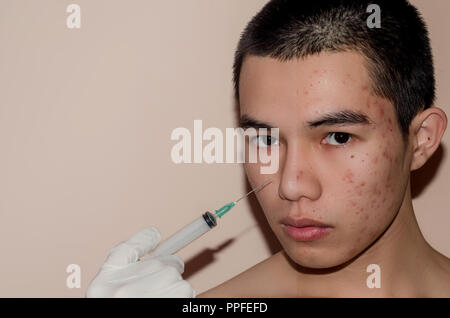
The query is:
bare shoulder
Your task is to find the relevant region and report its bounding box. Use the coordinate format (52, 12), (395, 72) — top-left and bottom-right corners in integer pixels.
(430, 251), (450, 296)
(197, 251), (297, 298)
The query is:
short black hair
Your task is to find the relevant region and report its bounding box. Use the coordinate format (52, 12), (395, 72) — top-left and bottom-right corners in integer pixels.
(232, 0), (435, 141)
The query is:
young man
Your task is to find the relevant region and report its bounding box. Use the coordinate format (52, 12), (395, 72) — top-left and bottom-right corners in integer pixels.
(86, 0), (449, 298)
(197, 0), (450, 297)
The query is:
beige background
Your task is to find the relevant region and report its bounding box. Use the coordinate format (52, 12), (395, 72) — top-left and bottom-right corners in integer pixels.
(0, 0), (448, 297)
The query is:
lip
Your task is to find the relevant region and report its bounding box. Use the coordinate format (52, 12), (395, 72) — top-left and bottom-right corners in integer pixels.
(281, 217), (333, 241)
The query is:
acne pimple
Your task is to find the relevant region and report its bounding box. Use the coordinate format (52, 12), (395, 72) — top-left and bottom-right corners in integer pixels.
(382, 150), (393, 163)
(372, 156), (378, 164)
(365, 214), (369, 220)
(362, 85), (368, 91)
(350, 155), (354, 159)
(343, 170), (354, 183)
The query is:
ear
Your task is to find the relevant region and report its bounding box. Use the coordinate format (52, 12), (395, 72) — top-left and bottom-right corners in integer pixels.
(409, 107), (447, 171)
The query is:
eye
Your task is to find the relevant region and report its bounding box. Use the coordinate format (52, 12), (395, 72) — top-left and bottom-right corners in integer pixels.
(325, 132), (352, 146)
(250, 135), (279, 148)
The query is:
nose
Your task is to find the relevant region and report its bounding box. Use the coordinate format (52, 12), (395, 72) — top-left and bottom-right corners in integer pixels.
(279, 142), (321, 202)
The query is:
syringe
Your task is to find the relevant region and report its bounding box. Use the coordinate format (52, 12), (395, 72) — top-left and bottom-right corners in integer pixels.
(147, 178), (272, 259)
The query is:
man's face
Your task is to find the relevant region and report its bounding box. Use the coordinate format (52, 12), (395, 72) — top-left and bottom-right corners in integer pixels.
(240, 51), (412, 268)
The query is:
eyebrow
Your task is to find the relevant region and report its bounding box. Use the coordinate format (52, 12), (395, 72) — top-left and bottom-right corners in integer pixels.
(305, 110), (373, 128)
(239, 110), (373, 129)
(239, 115), (275, 129)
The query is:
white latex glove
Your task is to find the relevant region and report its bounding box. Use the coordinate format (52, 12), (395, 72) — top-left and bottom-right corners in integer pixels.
(86, 226), (196, 298)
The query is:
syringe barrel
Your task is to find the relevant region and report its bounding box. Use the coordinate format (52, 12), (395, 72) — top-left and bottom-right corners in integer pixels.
(149, 212), (217, 258)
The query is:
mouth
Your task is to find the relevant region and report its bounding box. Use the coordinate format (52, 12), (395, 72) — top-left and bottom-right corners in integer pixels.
(280, 216), (333, 242)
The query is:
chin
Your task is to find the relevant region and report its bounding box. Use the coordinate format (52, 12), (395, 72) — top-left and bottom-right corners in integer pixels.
(283, 244), (354, 270)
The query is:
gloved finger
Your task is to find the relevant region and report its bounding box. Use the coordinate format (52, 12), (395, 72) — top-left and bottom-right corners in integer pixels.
(143, 254), (185, 274)
(114, 266), (182, 298)
(104, 227), (162, 267)
(146, 280), (196, 298)
(98, 257), (166, 282)
(101, 253), (185, 284)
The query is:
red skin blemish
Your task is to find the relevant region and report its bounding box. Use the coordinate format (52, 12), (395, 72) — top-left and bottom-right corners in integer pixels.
(372, 156), (378, 164)
(343, 170), (354, 184)
(350, 155), (354, 159)
(382, 150), (393, 163)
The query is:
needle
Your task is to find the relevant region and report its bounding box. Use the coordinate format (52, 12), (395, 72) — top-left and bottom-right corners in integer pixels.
(234, 178), (272, 203)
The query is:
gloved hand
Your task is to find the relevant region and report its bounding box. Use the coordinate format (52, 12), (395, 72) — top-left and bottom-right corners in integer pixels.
(86, 226), (196, 298)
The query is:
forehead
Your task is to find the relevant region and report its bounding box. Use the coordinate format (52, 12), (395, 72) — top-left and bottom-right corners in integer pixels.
(238, 51), (391, 125)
